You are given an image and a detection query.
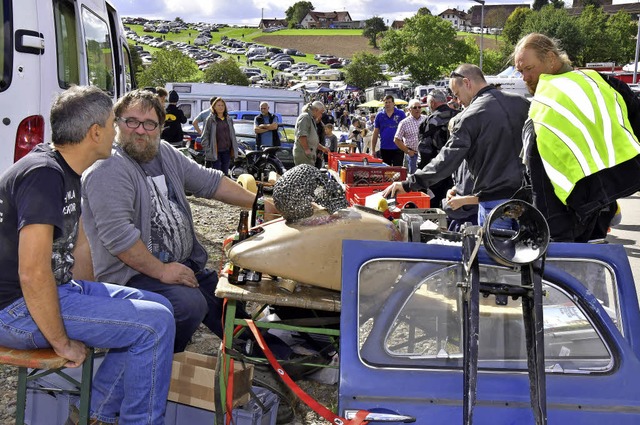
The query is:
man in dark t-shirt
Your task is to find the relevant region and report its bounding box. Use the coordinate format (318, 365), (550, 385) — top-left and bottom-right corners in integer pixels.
(0, 86), (174, 423)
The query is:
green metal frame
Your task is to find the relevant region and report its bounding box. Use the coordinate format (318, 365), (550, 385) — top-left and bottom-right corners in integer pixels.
(15, 348), (95, 425)
(217, 300), (339, 423)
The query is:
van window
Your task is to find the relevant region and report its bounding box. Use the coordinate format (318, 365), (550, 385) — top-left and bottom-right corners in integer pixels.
(247, 101), (260, 110)
(226, 101), (241, 111)
(0, 0), (11, 92)
(275, 102), (299, 118)
(178, 104), (191, 119)
(54, 0), (80, 88)
(82, 7), (114, 94)
(122, 43), (134, 92)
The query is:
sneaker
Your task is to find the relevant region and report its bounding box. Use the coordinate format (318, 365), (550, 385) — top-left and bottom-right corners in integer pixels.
(65, 405), (117, 425)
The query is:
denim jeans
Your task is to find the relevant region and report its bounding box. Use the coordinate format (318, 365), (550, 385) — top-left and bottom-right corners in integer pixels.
(0, 281), (175, 425)
(478, 198), (515, 230)
(128, 268), (230, 352)
(207, 150), (231, 176)
(405, 153), (418, 174)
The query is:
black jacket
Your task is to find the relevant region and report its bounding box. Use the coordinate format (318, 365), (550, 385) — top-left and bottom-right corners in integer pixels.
(404, 85), (530, 202)
(161, 104), (187, 145)
(523, 72), (640, 221)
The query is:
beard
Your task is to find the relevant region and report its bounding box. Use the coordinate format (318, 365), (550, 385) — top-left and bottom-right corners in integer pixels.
(526, 80), (538, 95)
(117, 130), (160, 163)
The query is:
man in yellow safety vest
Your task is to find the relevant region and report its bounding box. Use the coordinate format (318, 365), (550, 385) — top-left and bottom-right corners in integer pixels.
(514, 32), (640, 242)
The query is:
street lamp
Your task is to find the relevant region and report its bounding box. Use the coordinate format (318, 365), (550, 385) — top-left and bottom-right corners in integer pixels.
(473, 0), (485, 71)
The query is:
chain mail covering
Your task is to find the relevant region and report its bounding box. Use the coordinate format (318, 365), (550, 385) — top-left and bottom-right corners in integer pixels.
(272, 164), (348, 221)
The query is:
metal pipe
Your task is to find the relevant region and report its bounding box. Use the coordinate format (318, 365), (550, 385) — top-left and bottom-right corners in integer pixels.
(633, 13), (640, 84)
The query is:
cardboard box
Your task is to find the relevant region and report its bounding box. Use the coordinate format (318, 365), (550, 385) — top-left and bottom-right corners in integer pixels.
(168, 352), (253, 411)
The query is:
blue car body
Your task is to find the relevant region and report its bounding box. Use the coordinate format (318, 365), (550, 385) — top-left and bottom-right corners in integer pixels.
(340, 240), (640, 424)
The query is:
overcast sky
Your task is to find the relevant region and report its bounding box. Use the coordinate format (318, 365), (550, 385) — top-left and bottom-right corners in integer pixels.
(110, 1), (636, 25)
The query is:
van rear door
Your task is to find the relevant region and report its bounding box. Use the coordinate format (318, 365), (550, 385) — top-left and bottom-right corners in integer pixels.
(0, 0), (132, 173)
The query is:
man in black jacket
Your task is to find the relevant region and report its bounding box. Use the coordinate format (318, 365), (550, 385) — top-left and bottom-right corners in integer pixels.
(161, 90), (187, 147)
(383, 64), (530, 227)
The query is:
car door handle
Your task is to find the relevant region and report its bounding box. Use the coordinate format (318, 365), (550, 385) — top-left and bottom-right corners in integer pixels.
(344, 410), (416, 423)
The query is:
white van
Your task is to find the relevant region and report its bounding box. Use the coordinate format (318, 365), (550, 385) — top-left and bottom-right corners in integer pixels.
(0, 0), (134, 172)
(165, 82), (305, 125)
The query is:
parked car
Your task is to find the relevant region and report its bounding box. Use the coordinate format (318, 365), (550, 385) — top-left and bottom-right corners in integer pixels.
(232, 120), (294, 170)
(339, 235), (640, 423)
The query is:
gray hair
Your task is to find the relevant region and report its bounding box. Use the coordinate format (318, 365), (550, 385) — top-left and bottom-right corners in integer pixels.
(408, 99), (421, 109)
(428, 89), (448, 104)
(114, 89), (166, 128)
(304, 100), (325, 113)
(50, 85), (113, 146)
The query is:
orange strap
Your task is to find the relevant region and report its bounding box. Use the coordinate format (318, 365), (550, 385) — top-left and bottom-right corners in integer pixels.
(244, 319), (369, 425)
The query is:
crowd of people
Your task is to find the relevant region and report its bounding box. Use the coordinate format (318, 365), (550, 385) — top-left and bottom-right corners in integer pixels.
(1, 32), (639, 424)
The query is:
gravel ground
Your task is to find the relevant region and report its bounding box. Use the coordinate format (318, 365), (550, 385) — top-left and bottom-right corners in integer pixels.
(0, 196), (335, 425)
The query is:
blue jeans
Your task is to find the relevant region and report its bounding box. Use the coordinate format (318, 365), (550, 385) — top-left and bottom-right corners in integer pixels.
(208, 150), (231, 176)
(128, 267), (229, 352)
(405, 153), (418, 174)
(478, 198), (515, 230)
(0, 281), (175, 424)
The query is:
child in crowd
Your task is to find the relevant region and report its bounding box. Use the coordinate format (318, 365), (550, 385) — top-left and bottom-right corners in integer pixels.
(324, 123), (338, 153)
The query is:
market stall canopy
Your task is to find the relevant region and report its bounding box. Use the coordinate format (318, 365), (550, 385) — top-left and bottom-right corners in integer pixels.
(358, 100), (383, 108)
(288, 82), (306, 90)
(331, 82), (359, 92)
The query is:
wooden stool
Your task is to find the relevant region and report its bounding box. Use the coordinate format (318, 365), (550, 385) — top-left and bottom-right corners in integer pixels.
(0, 346), (95, 425)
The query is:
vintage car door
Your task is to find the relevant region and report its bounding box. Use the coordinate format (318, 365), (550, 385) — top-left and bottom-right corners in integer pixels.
(339, 240), (640, 424)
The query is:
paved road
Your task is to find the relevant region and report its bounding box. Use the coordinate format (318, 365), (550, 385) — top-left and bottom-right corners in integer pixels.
(606, 194), (640, 299)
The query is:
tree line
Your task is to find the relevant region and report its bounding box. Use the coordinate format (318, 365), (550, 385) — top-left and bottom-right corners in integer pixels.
(131, 3), (637, 91)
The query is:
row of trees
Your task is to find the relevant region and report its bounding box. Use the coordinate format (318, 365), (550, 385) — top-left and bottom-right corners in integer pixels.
(346, 4), (636, 89)
(135, 49), (250, 88)
(133, 3), (637, 92)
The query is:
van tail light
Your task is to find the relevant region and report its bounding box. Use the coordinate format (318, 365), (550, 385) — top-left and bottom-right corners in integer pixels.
(194, 141), (203, 151)
(15, 115), (45, 162)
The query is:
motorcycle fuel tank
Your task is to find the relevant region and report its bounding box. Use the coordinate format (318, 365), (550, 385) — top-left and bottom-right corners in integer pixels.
(227, 206), (402, 291)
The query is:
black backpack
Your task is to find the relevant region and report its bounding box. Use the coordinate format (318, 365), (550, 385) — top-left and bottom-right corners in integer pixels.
(417, 106), (458, 164)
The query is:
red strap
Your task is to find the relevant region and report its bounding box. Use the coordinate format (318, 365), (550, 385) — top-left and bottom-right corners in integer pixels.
(225, 357), (235, 425)
(244, 319), (369, 425)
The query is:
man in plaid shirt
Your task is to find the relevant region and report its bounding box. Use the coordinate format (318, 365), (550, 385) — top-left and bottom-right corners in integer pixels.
(394, 98), (426, 174)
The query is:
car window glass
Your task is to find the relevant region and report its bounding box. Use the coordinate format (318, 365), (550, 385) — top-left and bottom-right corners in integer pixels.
(358, 260), (612, 374)
(547, 259), (621, 334)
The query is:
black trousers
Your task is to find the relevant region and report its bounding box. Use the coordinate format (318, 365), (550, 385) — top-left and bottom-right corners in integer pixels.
(529, 143), (615, 242)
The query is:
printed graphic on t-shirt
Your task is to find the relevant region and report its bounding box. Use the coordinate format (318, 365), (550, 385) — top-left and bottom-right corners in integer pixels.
(51, 188), (79, 284)
(147, 175), (193, 262)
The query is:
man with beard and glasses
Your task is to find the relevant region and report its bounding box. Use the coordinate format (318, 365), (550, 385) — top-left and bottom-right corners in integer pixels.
(0, 86), (175, 425)
(81, 89), (278, 353)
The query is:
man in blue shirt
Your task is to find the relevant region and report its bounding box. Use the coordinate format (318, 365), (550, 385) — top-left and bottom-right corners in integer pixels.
(370, 95), (406, 166)
(254, 102), (280, 149)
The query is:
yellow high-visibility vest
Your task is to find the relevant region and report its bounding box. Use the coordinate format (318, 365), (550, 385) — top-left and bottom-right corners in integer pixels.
(529, 69), (640, 204)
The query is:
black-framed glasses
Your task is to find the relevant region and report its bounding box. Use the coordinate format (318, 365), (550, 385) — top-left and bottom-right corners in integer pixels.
(449, 71), (467, 79)
(117, 117), (159, 131)
(410, 106), (421, 110)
